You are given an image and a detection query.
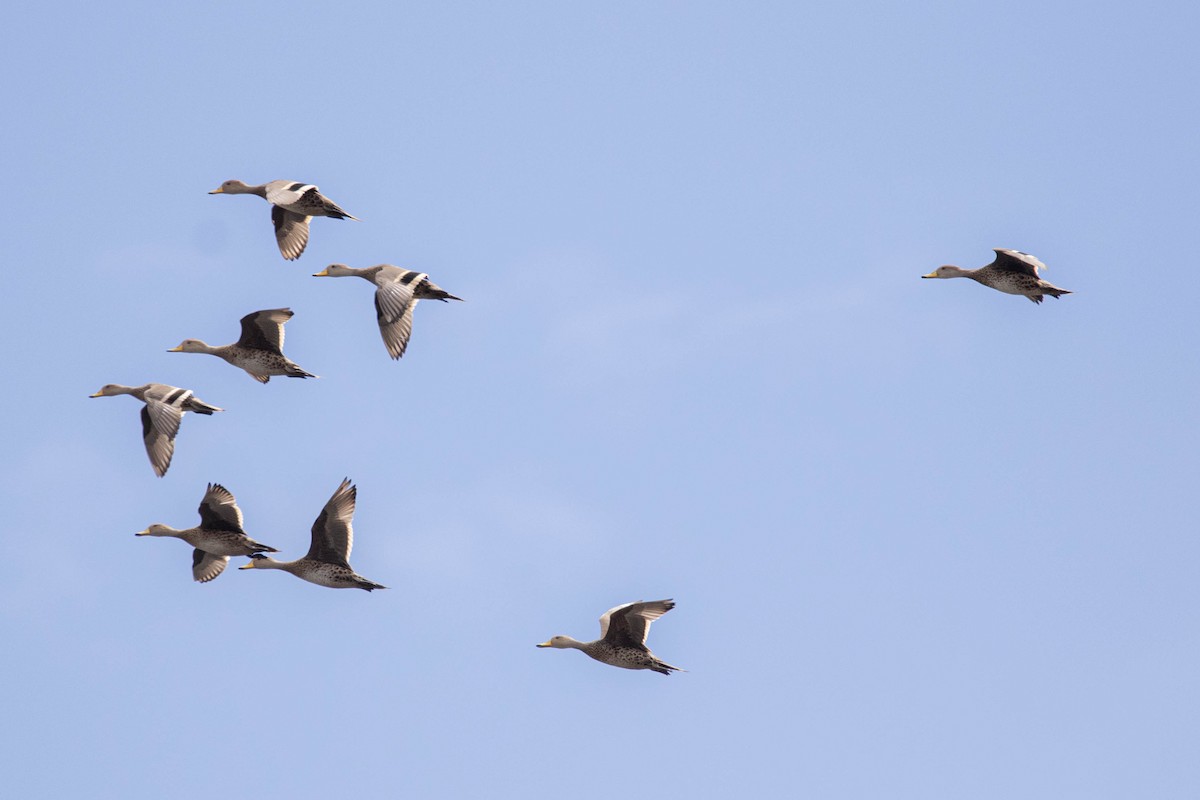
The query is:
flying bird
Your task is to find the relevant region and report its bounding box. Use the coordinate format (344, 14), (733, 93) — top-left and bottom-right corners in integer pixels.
(239, 479), (386, 591)
(168, 308), (317, 383)
(922, 248), (1072, 304)
(313, 263), (462, 359)
(537, 599), (684, 675)
(209, 179), (358, 260)
(89, 383), (222, 477)
(137, 483), (278, 583)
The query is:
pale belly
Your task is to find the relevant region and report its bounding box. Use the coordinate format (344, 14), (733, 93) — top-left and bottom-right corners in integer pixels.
(184, 534), (254, 557)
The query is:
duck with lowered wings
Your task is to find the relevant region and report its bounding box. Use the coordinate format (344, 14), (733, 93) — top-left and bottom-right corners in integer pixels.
(89, 383), (222, 477)
(313, 263), (462, 360)
(209, 179), (358, 261)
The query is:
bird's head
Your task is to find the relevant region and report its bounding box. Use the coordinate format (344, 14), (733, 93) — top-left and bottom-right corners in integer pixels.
(313, 263), (355, 278)
(167, 339), (209, 353)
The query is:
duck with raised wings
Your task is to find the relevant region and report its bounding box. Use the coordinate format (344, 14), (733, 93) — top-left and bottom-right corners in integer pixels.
(537, 599), (684, 675)
(239, 479), (386, 591)
(922, 248), (1072, 304)
(137, 483), (278, 582)
(168, 308), (317, 383)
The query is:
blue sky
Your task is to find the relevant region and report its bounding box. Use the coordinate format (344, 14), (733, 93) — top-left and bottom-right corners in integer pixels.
(3, 2), (1199, 797)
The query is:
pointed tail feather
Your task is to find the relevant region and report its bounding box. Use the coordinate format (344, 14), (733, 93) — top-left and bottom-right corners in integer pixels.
(357, 579), (388, 592)
(185, 398), (223, 415)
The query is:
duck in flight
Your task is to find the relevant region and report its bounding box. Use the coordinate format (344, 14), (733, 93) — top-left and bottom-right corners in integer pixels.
(168, 308), (317, 383)
(239, 479), (386, 591)
(313, 263), (462, 360)
(209, 179), (358, 261)
(89, 383), (222, 477)
(922, 248), (1071, 304)
(537, 599), (684, 675)
(137, 483), (278, 583)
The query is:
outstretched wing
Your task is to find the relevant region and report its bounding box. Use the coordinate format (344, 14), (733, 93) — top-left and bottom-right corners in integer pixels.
(197, 483), (244, 533)
(374, 277), (420, 359)
(306, 479), (356, 568)
(272, 206), (311, 260)
(192, 549), (230, 583)
(599, 599), (676, 647)
(237, 308), (293, 353)
(140, 400), (182, 477)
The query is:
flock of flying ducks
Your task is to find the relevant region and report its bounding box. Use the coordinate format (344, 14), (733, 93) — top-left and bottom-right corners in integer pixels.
(86, 178), (1073, 674)
(87, 178), (687, 674)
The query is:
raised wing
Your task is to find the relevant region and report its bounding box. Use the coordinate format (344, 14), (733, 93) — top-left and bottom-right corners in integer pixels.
(197, 483), (244, 532)
(374, 277), (420, 359)
(599, 599), (676, 647)
(991, 248), (1046, 278)
(237, 308), (293, 353)
(272, 206), (311, 261)
(192, 549), (230, 583)
(305, 479), (356, 568)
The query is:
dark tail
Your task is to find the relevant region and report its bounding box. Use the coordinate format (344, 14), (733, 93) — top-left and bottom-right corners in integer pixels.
(357, 580), (388, 592)
(286, 366), (319, 379)
(186, 399), (223, 415)
(419, 280), (463, 302)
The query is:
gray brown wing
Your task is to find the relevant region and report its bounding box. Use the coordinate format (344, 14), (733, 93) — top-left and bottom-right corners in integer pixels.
(272, 206), (311, 260)
(197, 483), (244, 532)
(237, 308), (292, 353)
(305, 479), (356, 568)
(600, 599), (675, 648)
(140, 400), (182, 477)
(374, 281), (418, 359)
(264, 180), (310, 205)
(990, 248), (1044, 279)
(192, 549), (230, 583)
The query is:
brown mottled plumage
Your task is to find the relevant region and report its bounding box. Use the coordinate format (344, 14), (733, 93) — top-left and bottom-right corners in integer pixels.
(239, 479), (386, 591)
(137, 483), (278, 583)
(537, 599), (684, 675)
(923, 248), (1072, 304)
(168, 308), (317, 383)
